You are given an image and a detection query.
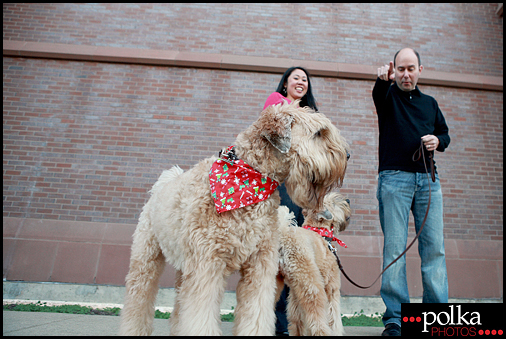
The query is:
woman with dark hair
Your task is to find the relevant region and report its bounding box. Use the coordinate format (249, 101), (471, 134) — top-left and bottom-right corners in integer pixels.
(264, 66), (318, 111)
(263, 66), (317, 335)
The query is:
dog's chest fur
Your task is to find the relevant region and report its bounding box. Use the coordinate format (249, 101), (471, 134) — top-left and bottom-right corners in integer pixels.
(150, 157), (281, 272)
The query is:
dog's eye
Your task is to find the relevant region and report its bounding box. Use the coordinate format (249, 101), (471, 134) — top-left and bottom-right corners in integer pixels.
(314, 130), (322, 138)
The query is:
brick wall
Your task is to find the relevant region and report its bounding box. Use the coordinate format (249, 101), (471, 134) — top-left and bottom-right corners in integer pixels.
(4, 57), (502, 239)
(3, 58), (278, 223)
(3, 3), (503, 76)
(3, 3), (503, 298)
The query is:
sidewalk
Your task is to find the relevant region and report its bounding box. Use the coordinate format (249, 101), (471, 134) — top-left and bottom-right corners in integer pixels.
(5, 281), (500, 336)
(3, 310), (383, 336)
(3, 281), (385, 335)
(3, 281), (388, 317)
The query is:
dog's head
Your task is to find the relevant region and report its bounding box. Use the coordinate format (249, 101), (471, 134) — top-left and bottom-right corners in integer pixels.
(302, 192), (351, 235)
(286, 106), (349, 210)
(263, 101), (349, 210)
(236, 100), (349, 210)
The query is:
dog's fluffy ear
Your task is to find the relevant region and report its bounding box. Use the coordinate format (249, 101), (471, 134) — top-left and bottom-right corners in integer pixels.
(260, 103), (293, 154)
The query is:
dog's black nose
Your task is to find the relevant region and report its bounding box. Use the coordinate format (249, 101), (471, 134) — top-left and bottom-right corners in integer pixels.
(346, 151), (350, 161)
(345, 199), (351, 206)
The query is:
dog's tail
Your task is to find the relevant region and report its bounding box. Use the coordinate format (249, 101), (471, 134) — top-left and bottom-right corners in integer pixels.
(149, 165), (184, 195)
(277, 205), (297, 229)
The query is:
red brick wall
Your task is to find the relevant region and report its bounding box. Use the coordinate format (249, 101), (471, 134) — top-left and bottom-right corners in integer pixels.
(4, 58), (502, 239)
(3, 3), (503, 298)
(3, 3), (503, 77)
(3, 58), (278, 223)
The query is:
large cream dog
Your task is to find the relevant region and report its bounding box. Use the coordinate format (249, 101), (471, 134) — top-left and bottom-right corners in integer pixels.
(276, 192), (351, 336)
(119, 101), (349, 335)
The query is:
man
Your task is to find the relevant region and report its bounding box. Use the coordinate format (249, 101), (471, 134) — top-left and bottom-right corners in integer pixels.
(373, 48), (450, 336)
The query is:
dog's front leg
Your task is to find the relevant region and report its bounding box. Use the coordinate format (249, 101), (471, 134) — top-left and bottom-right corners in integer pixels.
(168, 269), (183, 334)
(120, 220), (166, 336)
(173, 261), (227, 336)
(326, 269), (345, 336)
(233, 239), (279, 336)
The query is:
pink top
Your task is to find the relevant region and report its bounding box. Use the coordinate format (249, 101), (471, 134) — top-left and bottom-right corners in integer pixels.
(263, 92), (291, 110)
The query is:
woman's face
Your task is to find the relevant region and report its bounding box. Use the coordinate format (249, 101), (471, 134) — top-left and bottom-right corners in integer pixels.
(285, 69), (308, 102)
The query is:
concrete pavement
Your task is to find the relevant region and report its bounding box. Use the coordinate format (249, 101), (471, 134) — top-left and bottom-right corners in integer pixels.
(3, 310), (383, 336)
(5, 281), (500, 336)
(4, 281), (386, 335)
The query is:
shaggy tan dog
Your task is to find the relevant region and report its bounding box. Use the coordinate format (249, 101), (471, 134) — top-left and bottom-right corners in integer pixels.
(119, 101), (349, 336)
(276, 192), (351, 336)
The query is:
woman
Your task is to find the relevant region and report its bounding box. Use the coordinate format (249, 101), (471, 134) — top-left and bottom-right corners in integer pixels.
(264, 66), (318, 111)
(264, 66), (318, 227)
(264, 66), (318, 335)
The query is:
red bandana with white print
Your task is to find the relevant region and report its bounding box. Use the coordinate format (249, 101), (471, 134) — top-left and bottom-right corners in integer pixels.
(303, 225), (347, 248)
(209, 146), (279, 213)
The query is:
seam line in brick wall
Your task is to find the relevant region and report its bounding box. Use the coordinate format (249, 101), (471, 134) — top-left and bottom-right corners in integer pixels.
(3, 40), (503, 92)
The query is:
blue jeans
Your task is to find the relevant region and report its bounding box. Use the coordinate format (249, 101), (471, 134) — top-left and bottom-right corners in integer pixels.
(377, 170), (448, 327)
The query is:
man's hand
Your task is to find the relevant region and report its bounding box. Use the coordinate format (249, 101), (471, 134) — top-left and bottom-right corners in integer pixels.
(377, 61), (395, 81)
(422, 135), (439, 151)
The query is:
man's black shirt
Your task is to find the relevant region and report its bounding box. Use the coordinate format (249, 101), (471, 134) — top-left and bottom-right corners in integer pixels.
(372, 78), (450, 173)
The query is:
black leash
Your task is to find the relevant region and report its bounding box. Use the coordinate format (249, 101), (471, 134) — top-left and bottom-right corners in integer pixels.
(332, 140), (435, 289)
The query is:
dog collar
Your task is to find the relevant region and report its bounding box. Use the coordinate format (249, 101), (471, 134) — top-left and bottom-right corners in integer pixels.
(209, 146), (279, 213)
(302, 225), (347, 248)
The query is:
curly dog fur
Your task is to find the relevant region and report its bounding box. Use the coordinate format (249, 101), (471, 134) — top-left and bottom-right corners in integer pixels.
(119, 101), (349, 335)
(276, 192), (351, 336)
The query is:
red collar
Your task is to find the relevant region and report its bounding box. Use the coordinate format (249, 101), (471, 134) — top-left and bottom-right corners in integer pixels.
(209, 146), (279, 213)
(302, 225), (347, 248)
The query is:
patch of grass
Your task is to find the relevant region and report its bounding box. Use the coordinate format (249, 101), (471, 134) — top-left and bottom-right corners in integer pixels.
(4, 303), (383, 326)
(220, 312), (235, 322)
(3, 302), (230, 321)
(3, 301), (121, 316)
(154, 309), (171, 319)
(342, 309), (384, 327)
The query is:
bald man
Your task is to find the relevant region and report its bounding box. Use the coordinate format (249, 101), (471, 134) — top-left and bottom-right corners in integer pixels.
(373, 48), (450, 337)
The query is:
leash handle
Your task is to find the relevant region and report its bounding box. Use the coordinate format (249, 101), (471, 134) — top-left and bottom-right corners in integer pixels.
(412, 142), (436, 183)
(335, 140), (434, 289)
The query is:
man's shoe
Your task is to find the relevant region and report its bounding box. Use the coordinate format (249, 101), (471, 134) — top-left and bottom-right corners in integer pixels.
(382, 323), (401, 336)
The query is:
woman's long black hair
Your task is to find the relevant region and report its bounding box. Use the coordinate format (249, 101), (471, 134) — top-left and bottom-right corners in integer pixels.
(274, 66), (318, 112)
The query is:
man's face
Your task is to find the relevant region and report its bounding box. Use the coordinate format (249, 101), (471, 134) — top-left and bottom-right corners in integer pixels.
(394, 49), (423, 92)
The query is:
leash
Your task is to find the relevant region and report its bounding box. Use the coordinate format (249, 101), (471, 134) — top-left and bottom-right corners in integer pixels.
(332, 140), (435, 289)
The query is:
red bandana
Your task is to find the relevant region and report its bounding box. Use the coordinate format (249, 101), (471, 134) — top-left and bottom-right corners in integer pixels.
(209, 146), (279, 213)
(302, 225), (347, 248)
